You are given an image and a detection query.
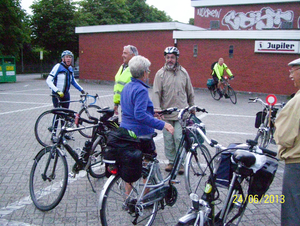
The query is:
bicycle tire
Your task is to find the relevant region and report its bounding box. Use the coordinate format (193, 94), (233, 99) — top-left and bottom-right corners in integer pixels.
(227, 86), (237, 104)
(78, 105), (101, 138)
(210, 87), (221, 100)
(88, 135), (106, 178)
(29, 147), (68, 211)
(34, 110), (74, 147)
(185, 144), (211, 195)
(100, 174), (159, 226)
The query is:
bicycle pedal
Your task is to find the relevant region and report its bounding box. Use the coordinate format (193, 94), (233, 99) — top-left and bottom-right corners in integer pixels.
(68, 172), (76, 178)
(170, 180), (180, 184)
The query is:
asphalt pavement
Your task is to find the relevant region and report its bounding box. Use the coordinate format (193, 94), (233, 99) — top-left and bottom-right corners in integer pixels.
(0, 74), (287, 225)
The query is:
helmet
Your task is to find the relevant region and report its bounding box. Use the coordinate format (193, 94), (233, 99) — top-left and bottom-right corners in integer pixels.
(61, 50), (73, 58)
(288, 58), (300, 66)
(164, 46), (179, 57)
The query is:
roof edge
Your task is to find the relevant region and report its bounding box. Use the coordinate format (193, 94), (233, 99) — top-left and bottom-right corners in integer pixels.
(75, 22), (204, 34)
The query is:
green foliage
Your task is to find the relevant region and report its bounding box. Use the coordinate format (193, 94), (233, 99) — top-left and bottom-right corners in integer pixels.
(1, 0), (176, 66)
(31, 0), (78, 61)
(0, 0), (31, 59)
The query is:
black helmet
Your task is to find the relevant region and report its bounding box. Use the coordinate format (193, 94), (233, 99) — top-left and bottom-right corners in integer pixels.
(164, 46), (179, 57)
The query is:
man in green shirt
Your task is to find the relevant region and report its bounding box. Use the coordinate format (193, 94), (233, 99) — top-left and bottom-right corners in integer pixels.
(113, 45), (138, 115)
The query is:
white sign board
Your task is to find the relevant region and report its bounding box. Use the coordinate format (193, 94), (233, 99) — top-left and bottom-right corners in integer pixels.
(255, 40), (300, 54)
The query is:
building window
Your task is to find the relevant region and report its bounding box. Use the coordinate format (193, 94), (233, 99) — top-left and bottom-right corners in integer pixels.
(280, 21), (293, 29)
(210, 20), (220, 30)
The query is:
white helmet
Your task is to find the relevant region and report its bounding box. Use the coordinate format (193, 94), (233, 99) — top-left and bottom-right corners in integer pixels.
(164, 46), (179, 57)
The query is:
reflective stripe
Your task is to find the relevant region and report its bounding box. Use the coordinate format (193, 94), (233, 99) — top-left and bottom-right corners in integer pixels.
(116, 81), (127, 86)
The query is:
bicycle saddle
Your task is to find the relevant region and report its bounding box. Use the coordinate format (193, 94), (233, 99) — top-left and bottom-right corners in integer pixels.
(51, 108), (76, 115)
(138, 132), (157, 142)
(232, 150), (256, 168)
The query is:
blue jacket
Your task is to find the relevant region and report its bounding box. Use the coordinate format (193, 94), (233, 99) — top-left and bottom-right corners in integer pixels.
(120, 77), (165, 136)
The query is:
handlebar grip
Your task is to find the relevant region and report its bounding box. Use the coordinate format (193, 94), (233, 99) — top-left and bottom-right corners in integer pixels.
(260, 147), (277, 157)
(249, 98), (256, 101)
(195, 107), (207, 113)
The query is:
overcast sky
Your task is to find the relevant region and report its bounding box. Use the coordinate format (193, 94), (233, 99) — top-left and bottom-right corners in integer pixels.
(21, 0), (194, 24)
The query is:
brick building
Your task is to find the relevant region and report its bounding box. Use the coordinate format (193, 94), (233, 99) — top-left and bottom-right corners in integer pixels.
(75, 0), (300, 95)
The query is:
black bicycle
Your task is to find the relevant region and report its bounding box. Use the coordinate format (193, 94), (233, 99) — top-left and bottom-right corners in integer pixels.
(98, 106), (211, 226)
(249, 97), (285, 148)
(34, 93), (100, 147)
(29, 107), (118, 211)
(208, 75), (237, 104)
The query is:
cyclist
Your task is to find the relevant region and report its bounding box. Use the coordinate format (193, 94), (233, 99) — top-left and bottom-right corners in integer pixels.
(113, 45), (138, 115)
(46, 50), (85, 108)
(211, 58), (234, 98)
(46, 50), (85, 141)
(152, 46), (195, 174)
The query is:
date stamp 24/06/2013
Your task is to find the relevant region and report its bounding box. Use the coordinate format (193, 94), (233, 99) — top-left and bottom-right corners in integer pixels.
(233, 194), (285, 204)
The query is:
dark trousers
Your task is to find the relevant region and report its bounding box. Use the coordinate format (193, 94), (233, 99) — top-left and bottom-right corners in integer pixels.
(281, 163), (300, 226)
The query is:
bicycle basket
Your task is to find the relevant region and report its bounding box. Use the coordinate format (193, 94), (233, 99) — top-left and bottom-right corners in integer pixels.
(248, 159), (278, 199)
(255, 111), (267, 128)
(207, 78), (215, 90)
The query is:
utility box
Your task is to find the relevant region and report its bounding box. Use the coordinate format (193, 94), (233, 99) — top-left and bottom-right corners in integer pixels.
(0, 56), (16, 83)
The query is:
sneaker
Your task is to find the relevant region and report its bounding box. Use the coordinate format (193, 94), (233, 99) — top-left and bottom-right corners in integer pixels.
(165, 163), (173, 172)
(178, 165), (184, 175)
(224, 94), (230, 98)
(64, 134), (73, 140)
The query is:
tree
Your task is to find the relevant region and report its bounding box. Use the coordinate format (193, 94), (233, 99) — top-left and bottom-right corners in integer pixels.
(0, 0), (31, 59)
(127, 0), (172, 23)
(31, 0), (78, 61)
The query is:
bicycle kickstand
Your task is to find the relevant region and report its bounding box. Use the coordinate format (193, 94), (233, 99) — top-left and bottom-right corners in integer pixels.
(86, 173), (96, 193)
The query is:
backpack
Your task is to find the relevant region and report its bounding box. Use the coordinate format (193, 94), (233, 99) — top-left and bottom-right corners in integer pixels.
(211, 61), (218, 70)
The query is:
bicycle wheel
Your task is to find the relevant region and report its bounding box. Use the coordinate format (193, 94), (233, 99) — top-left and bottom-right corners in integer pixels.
(254, 129), (268, 148)
(29, 147), (68, 211)
(88, 135), (106, 178)
(100, 174), (159, 226)
(78, 105), (101, 138)
(227, 86), (237, 104)
(210, 87), (221, 100)
(215, 176), (250, 225)
(185, 144), (211, 195)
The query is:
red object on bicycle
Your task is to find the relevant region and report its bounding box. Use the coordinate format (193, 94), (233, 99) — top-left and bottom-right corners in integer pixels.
(266, 94), (277, 106)
(75, 113), (79, 125)
(223, 75), (228, 80)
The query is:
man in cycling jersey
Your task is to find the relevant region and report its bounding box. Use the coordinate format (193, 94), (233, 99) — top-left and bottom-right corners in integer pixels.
(211, 58), (234, 98)
(46, 50), (85, 108)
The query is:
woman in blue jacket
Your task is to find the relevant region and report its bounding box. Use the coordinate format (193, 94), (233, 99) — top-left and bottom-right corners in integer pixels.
(120, 55), (174, 153)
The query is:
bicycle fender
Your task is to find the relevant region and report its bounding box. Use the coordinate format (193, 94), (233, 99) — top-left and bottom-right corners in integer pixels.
(177, 212), (198, 224)
(98, 174), (117, 210)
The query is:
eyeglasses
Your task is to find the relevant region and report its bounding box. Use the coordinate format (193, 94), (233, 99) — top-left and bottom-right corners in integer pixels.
(289, 67), (300, 74)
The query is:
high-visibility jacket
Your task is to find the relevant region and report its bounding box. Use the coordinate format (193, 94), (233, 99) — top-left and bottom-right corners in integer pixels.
(113, 65), (132, 105)
(212, 63), (233, 80)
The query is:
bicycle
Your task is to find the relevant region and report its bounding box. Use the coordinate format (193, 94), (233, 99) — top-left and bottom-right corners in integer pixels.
(249, 97), (285, 148)
(98, 106), (212, 226)
(209, 75), (237, 104)
(29, 107), (118, 211)
(34, 93), (100, 147)
(177, 129), (278, 226)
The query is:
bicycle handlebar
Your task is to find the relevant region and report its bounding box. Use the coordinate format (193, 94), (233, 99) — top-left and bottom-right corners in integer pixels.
(248, 97), (285, 108)
(156, 107), (178, 115)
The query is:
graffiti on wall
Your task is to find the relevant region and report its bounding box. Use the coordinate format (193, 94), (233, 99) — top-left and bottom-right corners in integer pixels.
(197, 8), (222, 18)
(222, 7), (294, 30)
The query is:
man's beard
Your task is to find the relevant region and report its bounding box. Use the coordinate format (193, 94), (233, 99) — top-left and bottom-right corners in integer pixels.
(166, 63), (175, 69)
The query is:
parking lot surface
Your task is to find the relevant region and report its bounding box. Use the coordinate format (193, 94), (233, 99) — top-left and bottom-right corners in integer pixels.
(0, 74), (287, 225)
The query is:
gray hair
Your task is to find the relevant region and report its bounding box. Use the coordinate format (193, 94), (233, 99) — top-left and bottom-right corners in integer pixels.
(128, 56), (151, 78)
(124, 45), (139, 56)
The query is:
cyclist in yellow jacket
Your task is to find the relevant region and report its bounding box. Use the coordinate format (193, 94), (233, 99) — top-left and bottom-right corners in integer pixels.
(212, 58), (234, 98)
(113, 45), (138, 115)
